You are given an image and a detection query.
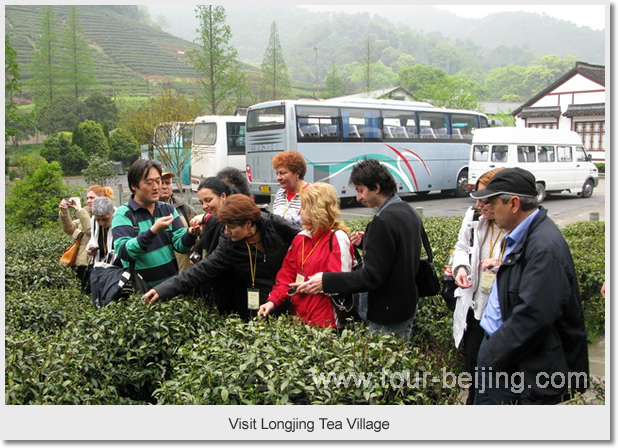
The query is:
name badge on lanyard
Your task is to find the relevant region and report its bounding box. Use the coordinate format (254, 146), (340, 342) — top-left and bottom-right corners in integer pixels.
(247, 288), (260, 310)
(480, 270), (497, 294)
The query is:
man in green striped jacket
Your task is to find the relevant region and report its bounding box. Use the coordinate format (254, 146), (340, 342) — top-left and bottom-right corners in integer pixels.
(112, 159), (197, 288)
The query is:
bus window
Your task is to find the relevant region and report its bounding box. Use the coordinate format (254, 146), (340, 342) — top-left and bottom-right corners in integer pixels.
(517, 145), (536, 163)
(227, 123), (246, 155)
(473, 145), (489, 162)
(452, 114), (479, 139)
(557, 146), (573, 162)
(491, 146), (508, 162)
(247, 105), (285, 131)
(342, 108), (381, 140)
(538, 146), (555, 163)
(194, 122), (217, 146)
(382, 110), (414, 140)
(296, 105), (340, 141)
(418, 112), (448, 139)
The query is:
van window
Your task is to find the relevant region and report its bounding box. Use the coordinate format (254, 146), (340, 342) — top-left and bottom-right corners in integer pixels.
(473, 145), (489, 161)
(557, 146), (573, 163)
(575, 146), (588, 162)
(491, 146), (508, 162)
(538, 146), (555, 163)
(517, 145), (536, 163)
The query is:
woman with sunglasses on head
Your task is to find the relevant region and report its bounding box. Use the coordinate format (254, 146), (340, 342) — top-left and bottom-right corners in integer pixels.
(451, 167), (505, 405)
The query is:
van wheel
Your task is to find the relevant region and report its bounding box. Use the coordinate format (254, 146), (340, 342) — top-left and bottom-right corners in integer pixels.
(453, 170), (468, 197)
(581, 179), (594, 198)
(536, 183), (546, 203)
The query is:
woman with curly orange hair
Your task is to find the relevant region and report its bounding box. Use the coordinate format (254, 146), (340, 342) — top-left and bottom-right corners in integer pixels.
(271, 150), (308, 228)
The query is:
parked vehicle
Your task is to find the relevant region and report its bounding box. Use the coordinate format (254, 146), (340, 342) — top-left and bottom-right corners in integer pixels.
(468, 127), (599, 203)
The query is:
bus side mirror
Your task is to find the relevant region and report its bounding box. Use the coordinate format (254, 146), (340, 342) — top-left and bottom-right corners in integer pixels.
(587, 154), (593, 162)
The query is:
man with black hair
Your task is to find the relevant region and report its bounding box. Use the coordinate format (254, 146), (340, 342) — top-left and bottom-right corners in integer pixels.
(294, 158), (422, 341)
(111, 159), (197, 288)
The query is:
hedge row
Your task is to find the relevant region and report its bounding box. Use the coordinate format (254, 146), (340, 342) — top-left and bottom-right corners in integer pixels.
(4, 218), (605, 405)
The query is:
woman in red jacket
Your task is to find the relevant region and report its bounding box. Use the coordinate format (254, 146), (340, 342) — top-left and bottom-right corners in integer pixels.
(259, 182), (353, 328)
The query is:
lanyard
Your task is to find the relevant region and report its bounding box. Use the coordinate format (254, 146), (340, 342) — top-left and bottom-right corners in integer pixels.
(282, 182), (306, 216)
(488, 222), (504, 259)
(300, 231), (328, 271)
(245, 240), (258, 288)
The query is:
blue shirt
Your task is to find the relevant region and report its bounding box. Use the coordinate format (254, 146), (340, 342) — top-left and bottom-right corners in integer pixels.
(480, 209), (540, 335)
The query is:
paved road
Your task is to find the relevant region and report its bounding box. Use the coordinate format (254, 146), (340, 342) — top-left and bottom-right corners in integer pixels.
(340, 177), (606, 227)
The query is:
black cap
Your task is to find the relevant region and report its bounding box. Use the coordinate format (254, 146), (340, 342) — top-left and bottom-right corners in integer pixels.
(470, 167), (537, 199)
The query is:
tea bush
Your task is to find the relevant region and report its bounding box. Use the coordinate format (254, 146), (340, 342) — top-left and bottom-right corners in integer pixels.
(4, 217), (605, 405)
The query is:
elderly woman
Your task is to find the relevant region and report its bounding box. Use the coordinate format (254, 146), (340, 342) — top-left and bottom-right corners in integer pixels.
(59, 185), (114, 282)
(271, 150), (309, 228)
(451, 167), (505, 405)
(259, 183), (353, 329)
(86, 196), (117, 265)
(143, 194), (299, 319)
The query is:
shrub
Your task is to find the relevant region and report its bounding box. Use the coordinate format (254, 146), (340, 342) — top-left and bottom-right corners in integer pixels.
(5, 157), (78, 231)
(109, 127), (141, 167)
(561, 221), (606, 341)
(73, 120), (110, 160)
(82, 155), (118, 186)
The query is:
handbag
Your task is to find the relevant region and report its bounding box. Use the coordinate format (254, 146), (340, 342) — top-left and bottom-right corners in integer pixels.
(90, 261), (149, 310)
(59, 232), (84, 267)
(441, 277), (458, 311)
(331, 245), (364, 321)
(416, 225), (440, 297)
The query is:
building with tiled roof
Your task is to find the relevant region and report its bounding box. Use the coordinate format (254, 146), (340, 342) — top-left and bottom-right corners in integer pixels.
(512, 62), (606, 162)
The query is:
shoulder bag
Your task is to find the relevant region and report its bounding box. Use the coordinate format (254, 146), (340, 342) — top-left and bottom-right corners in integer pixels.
(59, 232), (84, 267)
(416, 225), (441, 298)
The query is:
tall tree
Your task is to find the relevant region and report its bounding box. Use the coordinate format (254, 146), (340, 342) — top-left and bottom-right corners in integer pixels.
(260, 21), (290, 100)
(5, 35), (23, 142)
(29, 6), (60, 106)
(361, 35), (377, 93)
(188, 5), (246, 115)
(60, 6), (96, 99)
(120, 87), (199, 192)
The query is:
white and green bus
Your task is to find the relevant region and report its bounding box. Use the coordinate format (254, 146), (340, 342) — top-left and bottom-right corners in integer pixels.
(245, 99), (490, 204)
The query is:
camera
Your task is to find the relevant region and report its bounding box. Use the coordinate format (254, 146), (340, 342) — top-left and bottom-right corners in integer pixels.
(288, 286), (297, 295)
(66, 198), (75, 205)
(189, 252), (202, 264)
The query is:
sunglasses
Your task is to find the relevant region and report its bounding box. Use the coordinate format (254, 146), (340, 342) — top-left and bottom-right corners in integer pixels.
(478, 198), (493, 205)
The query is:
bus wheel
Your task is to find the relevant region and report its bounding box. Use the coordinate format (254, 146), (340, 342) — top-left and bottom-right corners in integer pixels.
(581, 179), (594, 198)
(453, 170), (468, 197)
(536, 182), (546, 203)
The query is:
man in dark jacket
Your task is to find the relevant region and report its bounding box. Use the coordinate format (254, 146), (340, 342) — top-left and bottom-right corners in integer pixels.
(470, 167), (589, 404)
(294, 158), (422, 341)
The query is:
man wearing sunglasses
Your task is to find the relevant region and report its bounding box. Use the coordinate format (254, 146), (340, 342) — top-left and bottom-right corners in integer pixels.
(470, 167), (588, 405)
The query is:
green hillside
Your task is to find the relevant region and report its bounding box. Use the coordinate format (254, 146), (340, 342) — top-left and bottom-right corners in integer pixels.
(5, 5), (202, 96)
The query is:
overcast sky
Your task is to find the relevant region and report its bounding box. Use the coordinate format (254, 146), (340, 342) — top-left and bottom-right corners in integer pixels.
(299, 4), (607, 31)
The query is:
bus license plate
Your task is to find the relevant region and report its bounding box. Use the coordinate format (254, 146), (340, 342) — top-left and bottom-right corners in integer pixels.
(260, 185), (271, 194)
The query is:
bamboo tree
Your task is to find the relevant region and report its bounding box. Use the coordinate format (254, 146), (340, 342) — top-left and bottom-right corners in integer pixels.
(260, 21), (290, 100)
(188, 5), (246, 115)
(60, 6), (96, 99)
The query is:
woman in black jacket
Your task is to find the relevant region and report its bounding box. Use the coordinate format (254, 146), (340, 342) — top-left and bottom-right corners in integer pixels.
(144, 195), (299, 319)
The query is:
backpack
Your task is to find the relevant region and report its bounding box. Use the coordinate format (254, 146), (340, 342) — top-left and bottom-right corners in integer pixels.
(90, 205), (149, 309)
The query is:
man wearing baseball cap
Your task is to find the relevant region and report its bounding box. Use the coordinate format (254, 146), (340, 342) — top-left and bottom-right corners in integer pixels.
(470, 167), (588, 404)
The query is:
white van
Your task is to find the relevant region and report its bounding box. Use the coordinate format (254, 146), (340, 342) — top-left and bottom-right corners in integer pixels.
(468, 127), (598, 202)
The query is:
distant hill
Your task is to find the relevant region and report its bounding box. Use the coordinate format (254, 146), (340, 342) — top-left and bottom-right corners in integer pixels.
(5, 5), (202, 96)
(5, 4), (605, 102)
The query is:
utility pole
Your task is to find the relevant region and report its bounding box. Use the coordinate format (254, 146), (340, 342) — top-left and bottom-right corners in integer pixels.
(313, 46), (319, 99)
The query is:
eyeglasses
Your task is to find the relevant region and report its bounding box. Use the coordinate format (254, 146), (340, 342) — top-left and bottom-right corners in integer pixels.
(478, 198), (493, 205)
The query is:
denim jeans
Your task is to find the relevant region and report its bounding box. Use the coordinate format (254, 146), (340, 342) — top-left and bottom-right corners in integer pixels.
(368, 314), (415, 342)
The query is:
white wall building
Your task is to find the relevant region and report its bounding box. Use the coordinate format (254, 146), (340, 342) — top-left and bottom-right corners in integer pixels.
(512, 62), (606, 162)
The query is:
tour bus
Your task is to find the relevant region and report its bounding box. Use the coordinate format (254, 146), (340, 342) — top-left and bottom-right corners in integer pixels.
(190, 115), (247, 191)
(468, 127), (599, 203)
(245, 99), (490, 204)
(153, 121), (193, 186)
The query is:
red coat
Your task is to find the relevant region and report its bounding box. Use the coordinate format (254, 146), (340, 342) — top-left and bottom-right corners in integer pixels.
(268, 228), (353, 328)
